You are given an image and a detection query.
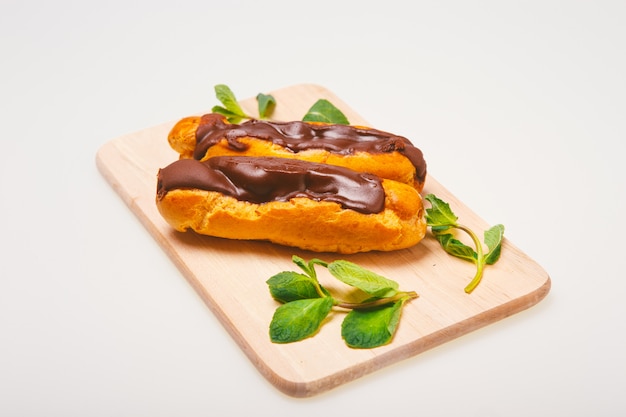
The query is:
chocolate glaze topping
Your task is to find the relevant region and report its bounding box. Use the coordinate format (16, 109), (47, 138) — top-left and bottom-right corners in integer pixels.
(194, 114), (427, 184)
(157, 156), (385, 214)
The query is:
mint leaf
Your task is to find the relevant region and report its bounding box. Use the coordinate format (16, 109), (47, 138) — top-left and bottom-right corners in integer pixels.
(214, 84), (246, 119)
(291, 255), (327, 279)
(266, 271), (322, 303)
(434, 233), (477, 263)
(302, 99), (350, 125)
(291, 255), (315, 278)
(327, 260), (399, 298)
(484, 224), (505, 265)
(211, 105), (247, 123)
(269, 297), (334, 343)
(256, 93), (276, 119)
(424, 194), (459, 231)
(341, 299), (406, 349)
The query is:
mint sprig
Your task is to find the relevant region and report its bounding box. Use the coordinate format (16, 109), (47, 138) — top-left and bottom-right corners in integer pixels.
(267, 256), (417, 349)
(211, 84), (249, 123)
(211, 84), (350, 125)
(424, 194), (505, 293)
(211, 84), (276, 122)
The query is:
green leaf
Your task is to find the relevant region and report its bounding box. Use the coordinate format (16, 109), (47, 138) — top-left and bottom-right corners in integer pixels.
(214, 84), (246, 118)
(341, 299), (406, 349)
(211, 105), (246, 124)
(302, 99), (350, 125)
(484, 224), (505, 265)
(256, 93), (276, 119)
(424, 194), (459, 230)
(266, 271), (322, 303)
(327, 260), (399, 298)
(269, 297), (334, 343)
(434, 233), (477, 263)
(291, 255), (328, 279)
(292, 255), (314, 278)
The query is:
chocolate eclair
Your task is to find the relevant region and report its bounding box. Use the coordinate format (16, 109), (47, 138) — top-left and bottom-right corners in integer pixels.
(156, 156), (426, 254)
(167, 113), (427, 192)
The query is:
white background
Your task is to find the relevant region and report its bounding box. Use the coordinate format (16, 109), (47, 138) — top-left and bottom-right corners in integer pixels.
(2, 0), (625, 415)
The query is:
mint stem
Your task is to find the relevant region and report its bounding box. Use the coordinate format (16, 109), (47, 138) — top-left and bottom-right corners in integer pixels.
(313, 281), (327, 299)
(335, 291), (418, 310)
(456, 224), (485, 293)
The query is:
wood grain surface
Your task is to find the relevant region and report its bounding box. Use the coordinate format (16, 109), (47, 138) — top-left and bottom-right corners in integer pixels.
(95, 84), (551, 397)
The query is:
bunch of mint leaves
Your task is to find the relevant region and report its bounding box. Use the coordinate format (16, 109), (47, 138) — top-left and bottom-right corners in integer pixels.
(211, 84), (349, 124)
(266, 256), (418, 349)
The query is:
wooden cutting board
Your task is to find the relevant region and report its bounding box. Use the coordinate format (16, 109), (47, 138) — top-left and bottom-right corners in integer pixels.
(96, 83), (551, 397)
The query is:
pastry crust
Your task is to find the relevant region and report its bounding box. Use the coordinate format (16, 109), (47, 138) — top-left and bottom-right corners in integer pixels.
(156, 177), (426, 254)
(168, 115), (427, 192)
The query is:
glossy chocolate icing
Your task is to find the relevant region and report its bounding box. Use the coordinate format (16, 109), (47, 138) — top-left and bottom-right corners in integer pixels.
(157, 156), (385, 214)
(194, 114), (427, 184)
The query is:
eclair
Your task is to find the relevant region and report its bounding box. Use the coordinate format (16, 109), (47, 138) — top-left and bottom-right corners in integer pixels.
(167, 113), (427, 192)
(156, 156), (426, 254)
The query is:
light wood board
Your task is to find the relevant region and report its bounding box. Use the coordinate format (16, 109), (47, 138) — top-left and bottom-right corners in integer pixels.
(96, 83), (551, 397)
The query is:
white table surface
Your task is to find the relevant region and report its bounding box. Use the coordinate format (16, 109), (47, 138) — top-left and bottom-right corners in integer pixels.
(2, 1), (625, 415)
